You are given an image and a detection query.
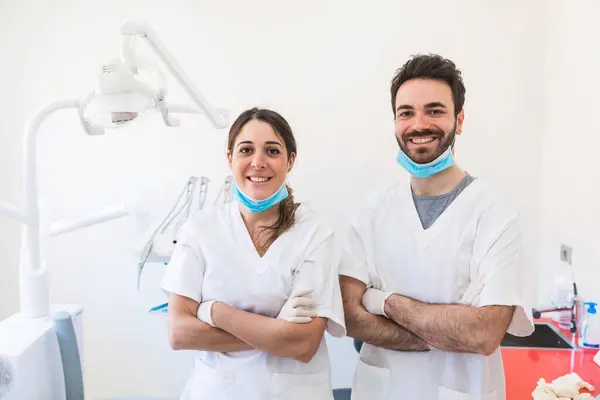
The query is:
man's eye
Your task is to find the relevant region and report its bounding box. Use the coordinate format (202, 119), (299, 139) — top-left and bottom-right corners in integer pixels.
(398, 111), (412, 118)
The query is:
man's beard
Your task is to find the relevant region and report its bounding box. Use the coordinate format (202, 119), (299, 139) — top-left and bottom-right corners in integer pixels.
(397, 123), (456, 164)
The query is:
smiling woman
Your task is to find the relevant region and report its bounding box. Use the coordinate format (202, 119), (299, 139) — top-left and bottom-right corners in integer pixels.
(160, 107), (346, 400)
(226, 107), (301, 253)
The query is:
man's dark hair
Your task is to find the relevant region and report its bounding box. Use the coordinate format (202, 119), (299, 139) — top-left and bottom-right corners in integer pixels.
(390, 53), (466, 117)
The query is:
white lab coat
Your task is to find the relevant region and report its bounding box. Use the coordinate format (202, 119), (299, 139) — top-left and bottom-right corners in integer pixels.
(160, 202), (346, 400)
(340, 178), (534, 400)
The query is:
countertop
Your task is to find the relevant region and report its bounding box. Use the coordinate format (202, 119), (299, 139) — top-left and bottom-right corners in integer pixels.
(502, 318), (599, 399)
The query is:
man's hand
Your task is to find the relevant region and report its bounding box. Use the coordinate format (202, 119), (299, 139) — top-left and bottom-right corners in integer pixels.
(384, 293), (515, 355)
(167, 294), (253, 352)
(277, 289), (318, 323)
(362, 288), (393, 317)
(340, 276), (430, 351)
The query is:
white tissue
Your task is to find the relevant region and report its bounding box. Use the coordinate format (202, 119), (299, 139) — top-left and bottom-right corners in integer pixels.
(574, 393), (594, 400)
(549, 373), (595, 398)
(532, 373), (595, 400)
(532, 378), (558, 400)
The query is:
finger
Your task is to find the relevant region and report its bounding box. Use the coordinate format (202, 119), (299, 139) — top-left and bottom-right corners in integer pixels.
(290, 288), (313, 298)
(289, 316), (313, 324)
(294, 308), (318, 318)
(291, 297), (316, 309)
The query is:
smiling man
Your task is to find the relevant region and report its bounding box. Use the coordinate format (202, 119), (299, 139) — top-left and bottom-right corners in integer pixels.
(339, 54), (534, 400)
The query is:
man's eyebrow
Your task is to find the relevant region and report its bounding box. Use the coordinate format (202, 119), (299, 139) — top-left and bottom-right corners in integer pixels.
(396, 104), (414, 112)
(425, 102), (447, 108)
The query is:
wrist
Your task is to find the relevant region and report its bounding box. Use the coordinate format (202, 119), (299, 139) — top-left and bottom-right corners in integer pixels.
(383, 294), (394, 318)
(210, 301), (226, 327)
(384, 293), (408, 321)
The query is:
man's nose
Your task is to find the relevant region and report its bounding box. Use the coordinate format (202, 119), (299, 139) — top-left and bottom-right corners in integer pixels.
(411, 113), (431, 132)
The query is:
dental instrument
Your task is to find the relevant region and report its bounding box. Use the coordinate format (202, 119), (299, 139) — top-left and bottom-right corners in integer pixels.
(214, 175), (235, 205)
(137, 176), (209, 290)
(145, 175), (236, 314)
(0, 21), (230, 400)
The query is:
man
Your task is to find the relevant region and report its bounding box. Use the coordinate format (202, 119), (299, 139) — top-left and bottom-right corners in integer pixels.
(339, 54), (534, 400)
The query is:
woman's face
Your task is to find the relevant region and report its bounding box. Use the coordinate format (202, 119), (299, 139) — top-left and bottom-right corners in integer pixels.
(227, 119), (295, 200)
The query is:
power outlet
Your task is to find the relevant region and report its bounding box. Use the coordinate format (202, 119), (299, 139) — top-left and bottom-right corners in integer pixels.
(560, 244), (572, 265)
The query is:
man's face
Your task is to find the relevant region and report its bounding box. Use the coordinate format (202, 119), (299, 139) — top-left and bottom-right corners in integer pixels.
(394, 78), (464, 164)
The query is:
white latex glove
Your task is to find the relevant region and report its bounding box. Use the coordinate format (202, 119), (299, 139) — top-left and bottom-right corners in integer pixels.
(459, 273), (485, 306)
(197, 300), (216, 327)
(277, 289), (318, 323)
(574, 394), (594, 400)
(362, 288), (393, 317)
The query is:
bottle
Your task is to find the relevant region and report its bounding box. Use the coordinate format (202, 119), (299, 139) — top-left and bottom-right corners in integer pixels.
(581, 302), (600, 349)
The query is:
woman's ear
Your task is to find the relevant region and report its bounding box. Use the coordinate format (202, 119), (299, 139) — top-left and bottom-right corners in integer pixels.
(226, 150), (233, 167)
(287, 152), (296, 173)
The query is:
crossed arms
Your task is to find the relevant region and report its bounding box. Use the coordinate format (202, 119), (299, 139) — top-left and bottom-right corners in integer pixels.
(340, 276), (515, 356)
(167, 294), (326, 363)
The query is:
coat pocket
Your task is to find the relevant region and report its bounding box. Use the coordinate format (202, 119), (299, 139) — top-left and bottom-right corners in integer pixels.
(270, 370), (331, 400)
(351, 358), (391, 400)
(182, 359), (235, 400)
(438, 385), (497, 400)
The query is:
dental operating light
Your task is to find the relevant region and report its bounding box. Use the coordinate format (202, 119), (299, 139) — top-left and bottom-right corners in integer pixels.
(0, 21), (231, 318)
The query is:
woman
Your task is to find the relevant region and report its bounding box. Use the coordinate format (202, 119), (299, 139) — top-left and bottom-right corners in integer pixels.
(160, 107), (346, 400)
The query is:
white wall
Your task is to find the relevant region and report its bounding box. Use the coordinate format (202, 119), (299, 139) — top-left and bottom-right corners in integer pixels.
(0, 0), (547, 397)
(537, 1), (600, 307)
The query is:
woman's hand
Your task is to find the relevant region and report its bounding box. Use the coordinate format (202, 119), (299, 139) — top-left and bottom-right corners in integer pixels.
(197, 300), (217, 326)
(277, 289), (318, 323)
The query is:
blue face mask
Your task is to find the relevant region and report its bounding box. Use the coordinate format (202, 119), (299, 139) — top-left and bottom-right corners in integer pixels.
(396, 146), (455, 178)
(231, 181), (288, 213)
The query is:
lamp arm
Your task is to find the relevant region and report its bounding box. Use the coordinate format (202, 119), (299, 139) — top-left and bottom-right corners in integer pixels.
(120, 21), (230, 129)
(0, 200), (28, 224)
(21, 98), (80, 318)
(49, 205), (128, 237)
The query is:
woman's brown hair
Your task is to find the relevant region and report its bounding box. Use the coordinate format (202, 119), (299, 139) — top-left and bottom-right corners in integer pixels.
(227, 107), (300, 249)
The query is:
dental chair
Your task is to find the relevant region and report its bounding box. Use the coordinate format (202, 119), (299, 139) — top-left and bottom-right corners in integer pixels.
(332, 339), (363, 400)
(53, 312), (164, 400)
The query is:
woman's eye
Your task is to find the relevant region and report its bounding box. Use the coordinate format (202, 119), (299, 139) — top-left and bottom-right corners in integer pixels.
(239, 147), (252, 154)
(267, 148), (281, 156)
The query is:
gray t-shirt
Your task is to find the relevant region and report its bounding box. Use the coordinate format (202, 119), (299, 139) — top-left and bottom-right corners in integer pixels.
(412, 173), (475, 229)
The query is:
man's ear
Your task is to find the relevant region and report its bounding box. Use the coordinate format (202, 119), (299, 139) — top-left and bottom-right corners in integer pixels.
(456, 109), (465, 135)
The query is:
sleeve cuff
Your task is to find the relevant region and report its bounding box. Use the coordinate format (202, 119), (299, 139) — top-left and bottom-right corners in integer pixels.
(478, 297), (534, 337)
(159, 281), (202, 304)
(338, 270), (369, 286)
(507, 305), (535, 336)
(315, 307), (346, 338)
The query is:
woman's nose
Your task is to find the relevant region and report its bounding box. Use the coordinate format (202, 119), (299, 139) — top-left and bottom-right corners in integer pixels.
(251, 152), (267, 169)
